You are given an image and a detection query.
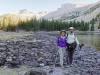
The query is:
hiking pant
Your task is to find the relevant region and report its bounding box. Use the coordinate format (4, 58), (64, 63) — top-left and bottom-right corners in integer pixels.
(58, 47), (66, 66)
(67, 42), (77, 65)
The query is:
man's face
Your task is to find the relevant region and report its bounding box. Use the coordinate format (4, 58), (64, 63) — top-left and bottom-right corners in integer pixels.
(69, 29), (74, 33)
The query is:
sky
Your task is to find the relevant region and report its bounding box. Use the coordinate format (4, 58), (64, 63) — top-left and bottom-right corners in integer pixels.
(0, 0), (99, 14)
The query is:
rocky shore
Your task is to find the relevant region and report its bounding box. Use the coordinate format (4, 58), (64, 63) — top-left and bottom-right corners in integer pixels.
(0, 32), (100, 75)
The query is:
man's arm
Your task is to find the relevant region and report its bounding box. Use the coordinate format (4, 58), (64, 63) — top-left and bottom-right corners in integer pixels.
(75, 36), (79, 45)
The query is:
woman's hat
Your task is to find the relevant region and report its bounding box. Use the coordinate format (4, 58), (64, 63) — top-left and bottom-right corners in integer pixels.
(60, 30), (66, 34)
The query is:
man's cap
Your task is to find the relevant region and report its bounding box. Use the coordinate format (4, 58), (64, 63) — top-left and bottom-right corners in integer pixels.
(69, 27), (75, 30)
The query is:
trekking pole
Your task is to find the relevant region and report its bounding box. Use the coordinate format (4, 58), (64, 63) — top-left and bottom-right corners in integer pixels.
(79, 43), (84, 51)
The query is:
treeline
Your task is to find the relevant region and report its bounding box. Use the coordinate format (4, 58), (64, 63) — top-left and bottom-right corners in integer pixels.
(5, 18), (91, 31)
(0, 19), (95, 31)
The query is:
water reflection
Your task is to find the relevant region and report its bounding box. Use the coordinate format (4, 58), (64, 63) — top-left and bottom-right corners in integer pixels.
(78, 34), (100, 51)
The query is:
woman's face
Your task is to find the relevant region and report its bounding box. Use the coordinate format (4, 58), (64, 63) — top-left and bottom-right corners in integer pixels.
(61, 32), (65, 36)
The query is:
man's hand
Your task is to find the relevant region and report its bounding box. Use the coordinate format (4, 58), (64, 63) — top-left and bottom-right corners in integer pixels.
(79, 43), (84, 49)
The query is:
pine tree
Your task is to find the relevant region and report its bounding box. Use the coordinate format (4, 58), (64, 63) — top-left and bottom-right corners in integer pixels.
(90, 18), (95, 31)
(91, 24), (94, 31)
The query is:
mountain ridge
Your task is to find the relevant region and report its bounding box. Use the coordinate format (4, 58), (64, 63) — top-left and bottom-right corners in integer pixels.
(43, 1), (100, 22)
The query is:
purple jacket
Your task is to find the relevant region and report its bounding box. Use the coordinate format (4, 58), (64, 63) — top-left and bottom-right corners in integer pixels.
(57, 36), (67, 47)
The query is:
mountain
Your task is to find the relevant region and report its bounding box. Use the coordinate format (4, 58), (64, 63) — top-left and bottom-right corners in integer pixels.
(43, 1), (100, 22)
(69, 1), (100, 22)
(0, 9), (48, 27)
(43, 3), (77, 20)
(0, 9), (48, 20)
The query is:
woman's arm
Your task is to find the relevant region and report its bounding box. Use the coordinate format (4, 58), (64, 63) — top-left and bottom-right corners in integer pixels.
(57, 37), (59, 46)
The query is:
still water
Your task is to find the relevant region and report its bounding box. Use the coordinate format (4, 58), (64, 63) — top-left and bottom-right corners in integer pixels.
(78, 34), (100, 51)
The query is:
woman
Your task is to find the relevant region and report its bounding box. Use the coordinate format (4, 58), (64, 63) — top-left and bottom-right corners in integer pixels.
(57, 30), (67, 67)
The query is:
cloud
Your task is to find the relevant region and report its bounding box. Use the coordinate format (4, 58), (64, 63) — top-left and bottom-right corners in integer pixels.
(71, 0), (99, 4)
(69, 0), (99, 7)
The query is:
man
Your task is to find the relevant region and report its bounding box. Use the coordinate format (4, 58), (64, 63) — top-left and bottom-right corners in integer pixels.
(66, 27), (79, 65)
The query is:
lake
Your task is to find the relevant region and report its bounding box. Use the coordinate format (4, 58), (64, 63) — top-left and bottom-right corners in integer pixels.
(78, 34), (100, 51)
